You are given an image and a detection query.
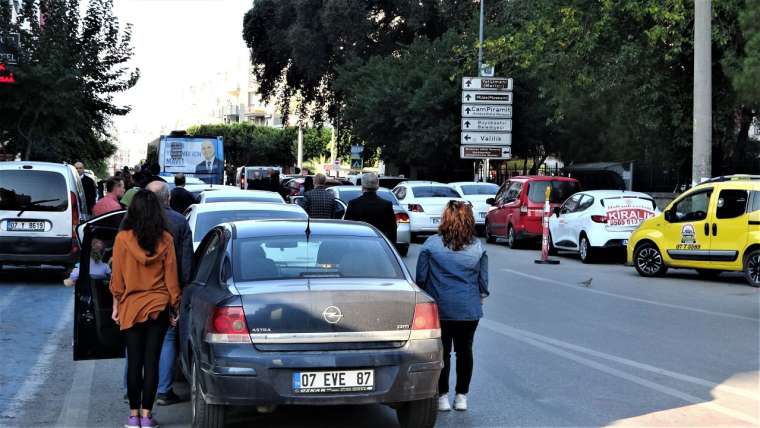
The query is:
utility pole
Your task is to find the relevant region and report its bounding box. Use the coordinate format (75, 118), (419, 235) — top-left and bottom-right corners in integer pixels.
(692, 0), (712, 185)
(297, 125), (303, 170)
(477, 0), (486, 181)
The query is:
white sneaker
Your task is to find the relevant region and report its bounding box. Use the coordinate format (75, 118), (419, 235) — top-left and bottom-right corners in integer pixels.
(438, 394), (451, 412)
(454, 394), (468, 411)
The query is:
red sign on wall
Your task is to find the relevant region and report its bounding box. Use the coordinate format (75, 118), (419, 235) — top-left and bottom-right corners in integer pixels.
(0, 63), (15, 84)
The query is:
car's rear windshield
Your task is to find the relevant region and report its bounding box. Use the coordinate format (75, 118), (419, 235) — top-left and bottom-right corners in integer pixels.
(527, 180), (580, 203)
(459, 184), (499, 195)
(0, 170), (68, 212)
(412, 186), (461, 198)
(195, 210), (306, 240)
(234, 236), (403, 281)
(205, 195), (282, 204)
(333, 189), (399, 206)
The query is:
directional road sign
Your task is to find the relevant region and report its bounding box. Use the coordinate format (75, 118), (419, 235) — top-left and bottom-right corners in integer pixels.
(461, 104), (512, 119)
(0, 33), (19, 65)
(462, 77), (513, 91)
(462, 91), (512, 105)
(461, 118), (512, 132)
(350, 159), (363, 170)
(460, 146), (512, 160)
(461, 132), (512, 146)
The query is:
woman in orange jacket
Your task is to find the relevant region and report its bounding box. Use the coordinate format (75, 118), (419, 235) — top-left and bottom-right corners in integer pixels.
(110, 190), (181, 428)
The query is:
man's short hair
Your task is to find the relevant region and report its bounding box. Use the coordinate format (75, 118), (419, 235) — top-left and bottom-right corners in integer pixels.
(174, 173), (186, 186)
(314, 173), (327, 186)
(105, 177), (123, 193)
(362, 173), (379, 191)
(147, 180), (170, 204)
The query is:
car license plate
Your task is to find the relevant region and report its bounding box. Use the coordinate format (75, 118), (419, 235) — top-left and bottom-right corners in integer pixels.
(293, 369), (374, 394)
(431, 217), (440, 224)
(7, 220), (46, 232)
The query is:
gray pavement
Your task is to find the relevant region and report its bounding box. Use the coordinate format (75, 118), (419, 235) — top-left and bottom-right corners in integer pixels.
(0, 240), (758, 427)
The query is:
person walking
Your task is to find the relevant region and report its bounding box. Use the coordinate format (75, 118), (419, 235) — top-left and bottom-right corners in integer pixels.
(169, 173), (196, 214)
(75, 162), (97, 213)
(146, 181), (193, 405)
(415, 200), (488, 412)
(303, 174), (336, 219)
(344, 173), (397, 244)
(92, 177), (125, 217)
(110, 190), (181, 428)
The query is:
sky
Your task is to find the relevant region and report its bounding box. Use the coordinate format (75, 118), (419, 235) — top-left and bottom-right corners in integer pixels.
(110, 0), (253, 166)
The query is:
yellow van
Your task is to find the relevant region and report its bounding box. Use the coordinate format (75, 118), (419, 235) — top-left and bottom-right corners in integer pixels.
(627, 175), (760, 287)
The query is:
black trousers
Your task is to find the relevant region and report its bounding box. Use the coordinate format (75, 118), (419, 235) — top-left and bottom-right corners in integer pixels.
(439, 320), (479, 395)
(125, 310), (170, 410)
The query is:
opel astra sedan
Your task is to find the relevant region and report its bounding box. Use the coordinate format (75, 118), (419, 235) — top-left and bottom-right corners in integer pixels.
(180, 220), (443, 428)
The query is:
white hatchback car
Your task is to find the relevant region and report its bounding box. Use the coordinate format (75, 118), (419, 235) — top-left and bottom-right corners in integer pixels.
(198, 189), (284, 204)
(392, 181), (466, 238)
(186, 201), (307, 250)
(548, 190), (658, 263)
(448, 182), (500, 229)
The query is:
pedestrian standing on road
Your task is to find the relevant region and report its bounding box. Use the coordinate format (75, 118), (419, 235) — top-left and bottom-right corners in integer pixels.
(110, 190), (181, 428)
(169, 173), (196, 214)
(344, 172), (397, 244)
(415, 200), (488, 412)
(92, 177), (125, 217)
(75, 162), (97, 213)
(303, 173), (336, 219)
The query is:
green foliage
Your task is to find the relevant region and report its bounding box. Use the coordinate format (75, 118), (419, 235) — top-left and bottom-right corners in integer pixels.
(0, 0), (139, 164)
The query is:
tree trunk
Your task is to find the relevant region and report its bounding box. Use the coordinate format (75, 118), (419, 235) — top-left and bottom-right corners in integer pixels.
(733, 106), (754, 173)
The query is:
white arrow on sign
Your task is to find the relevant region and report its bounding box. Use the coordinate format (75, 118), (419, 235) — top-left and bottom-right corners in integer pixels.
(462, 77), (513, 91)
(461, 104), (512, 118)
(462, 91), (512, 105)
(461, 118), (512, 132)
(461, 132), (512, 146)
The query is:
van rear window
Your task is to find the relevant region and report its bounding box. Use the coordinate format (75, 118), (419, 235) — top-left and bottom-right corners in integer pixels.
(527, 180), (580, 204)
(0, 170), (68, 212)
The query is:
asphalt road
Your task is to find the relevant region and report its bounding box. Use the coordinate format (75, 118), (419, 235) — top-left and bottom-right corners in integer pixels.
(1, 240), (758, 428)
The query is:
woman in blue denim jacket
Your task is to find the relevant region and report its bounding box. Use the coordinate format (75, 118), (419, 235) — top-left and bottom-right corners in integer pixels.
(416, 200), (488, 412)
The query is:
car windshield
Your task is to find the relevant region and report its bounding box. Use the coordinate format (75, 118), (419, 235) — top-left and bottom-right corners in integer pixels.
(412, 186), (461, 198)
(205, 195), (282, 203)
(527, 181), (581, 203)
(194, 210), (306, 240)
(333, 189), (400, 206)
(0, 170), (68, 212)
(234, 235), (403, 281)
(459, 184), (499, 195)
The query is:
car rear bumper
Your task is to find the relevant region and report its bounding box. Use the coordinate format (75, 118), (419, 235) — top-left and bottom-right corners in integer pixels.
(0, 236), (77, 266)
(408, 213), (440, 233)
(197, 338), (442, 407)
(396, 223), (411, 245)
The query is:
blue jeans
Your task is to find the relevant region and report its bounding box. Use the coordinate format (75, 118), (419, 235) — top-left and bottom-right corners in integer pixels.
(123, 326), (177, 394)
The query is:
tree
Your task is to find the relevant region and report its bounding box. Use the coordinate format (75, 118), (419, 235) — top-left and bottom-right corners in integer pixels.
(0, 0), (139, 167)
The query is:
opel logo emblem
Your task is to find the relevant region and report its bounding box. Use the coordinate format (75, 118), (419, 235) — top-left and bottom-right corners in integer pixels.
(322, 306), (343, 324)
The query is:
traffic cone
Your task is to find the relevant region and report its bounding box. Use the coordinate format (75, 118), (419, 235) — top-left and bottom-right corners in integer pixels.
(535, 185), (560, 265)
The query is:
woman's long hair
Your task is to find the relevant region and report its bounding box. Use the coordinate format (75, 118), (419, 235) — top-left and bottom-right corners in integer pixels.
(121, 190), (167, 255)
(439, 200), (476, 251)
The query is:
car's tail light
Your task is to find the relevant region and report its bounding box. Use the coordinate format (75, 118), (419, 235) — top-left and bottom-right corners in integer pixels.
(240, 174), (245, 189)
(205, 306), (252, 344)
(410, 302), (441, 339)
(395, 212), (410, 223)
(408, 204), (424, 213)
(591, 215), (608, 224)
(70, 192), (80, 254)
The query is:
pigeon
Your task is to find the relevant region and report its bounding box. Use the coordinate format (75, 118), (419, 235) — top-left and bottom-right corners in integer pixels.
(578, 278), (593, 288)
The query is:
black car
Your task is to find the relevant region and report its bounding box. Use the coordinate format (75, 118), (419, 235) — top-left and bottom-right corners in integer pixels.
(72, 215), (443, 428)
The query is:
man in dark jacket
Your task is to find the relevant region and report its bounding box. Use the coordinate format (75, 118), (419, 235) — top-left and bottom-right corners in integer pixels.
(169, 173), (196, 214)
(304, 174), (336, 219)
(345, 172), (397, 244)
(75, 162), (97, 213)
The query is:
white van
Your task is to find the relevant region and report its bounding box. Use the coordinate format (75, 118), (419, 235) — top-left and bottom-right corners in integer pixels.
(0, 161), (90, 268)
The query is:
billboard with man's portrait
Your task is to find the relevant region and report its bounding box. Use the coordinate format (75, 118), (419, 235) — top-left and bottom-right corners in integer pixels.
(158, 136), (225, 184)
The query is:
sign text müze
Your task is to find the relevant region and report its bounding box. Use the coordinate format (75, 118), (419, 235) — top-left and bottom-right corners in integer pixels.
(461, 104), (512, 118)
(461, 118), (512, 132)
(460, 145), (512, 160)
(461, 132), (512, 146)
(461, 91), (512, 105)
(462, 77), (513, 91)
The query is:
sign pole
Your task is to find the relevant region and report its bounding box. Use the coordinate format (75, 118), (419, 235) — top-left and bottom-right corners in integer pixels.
(478, 0), (484, 77)
(535, 186), (560, 265)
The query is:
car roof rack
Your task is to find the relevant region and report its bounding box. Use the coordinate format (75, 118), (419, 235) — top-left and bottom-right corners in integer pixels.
(699, 175), (760, 184)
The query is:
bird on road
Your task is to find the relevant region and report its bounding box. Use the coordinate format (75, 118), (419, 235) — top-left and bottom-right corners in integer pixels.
(578, 278), (593, 288)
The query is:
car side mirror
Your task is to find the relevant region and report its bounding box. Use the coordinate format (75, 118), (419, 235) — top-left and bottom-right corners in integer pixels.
(553, 207), (561, 217)
(664, 209), (673, 222)
(486, 197), (496, 206)
(291, 196), (305, 207)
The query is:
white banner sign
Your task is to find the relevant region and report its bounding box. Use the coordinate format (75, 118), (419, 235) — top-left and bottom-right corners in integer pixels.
(462, 77), (513, 91)
(462, 91), (512, 105)
(461, 104), (512, 118)
(461, 118), (512, 132)
(461, 132), (512, 146)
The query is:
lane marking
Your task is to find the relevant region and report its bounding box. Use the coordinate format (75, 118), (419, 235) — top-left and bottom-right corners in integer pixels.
(1, 297), (73, 421)
(481, 319), (760, 401)
(54, 360), (95, 428)
(481, 318), (760, 426)
(0, 286), (21, 315)
(502, 268), (759, 322)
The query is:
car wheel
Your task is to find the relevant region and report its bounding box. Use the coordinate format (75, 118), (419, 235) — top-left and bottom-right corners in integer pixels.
(579, 234), (594, 263)
(506, 225), (518, 249)
(485, 222), (496, 244)
(743, 250), (760, 288)
(633, 243), (668, 277)
(397, 244), (409, 257)
(696, 269), (721, 280)
(192, 358), (226, 428)
(396, 397), (438, 428)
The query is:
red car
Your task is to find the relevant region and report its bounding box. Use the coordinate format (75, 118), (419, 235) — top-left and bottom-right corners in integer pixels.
(485, 176), (581, 248)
